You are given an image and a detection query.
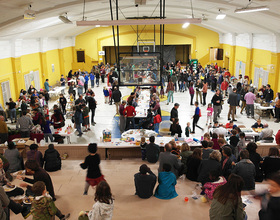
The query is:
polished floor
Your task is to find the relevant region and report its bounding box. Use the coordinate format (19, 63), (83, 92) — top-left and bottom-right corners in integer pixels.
(10, 80), (279, 219)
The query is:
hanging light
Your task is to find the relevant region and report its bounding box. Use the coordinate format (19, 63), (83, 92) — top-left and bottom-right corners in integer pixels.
(216, 9), (226, 20)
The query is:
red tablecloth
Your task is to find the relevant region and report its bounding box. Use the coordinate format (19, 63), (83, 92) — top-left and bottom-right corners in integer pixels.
(30, 133), (45, 143)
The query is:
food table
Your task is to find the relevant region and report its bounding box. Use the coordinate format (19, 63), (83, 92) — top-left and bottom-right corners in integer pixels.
(55, 126), (75, 144)
(254, 103), (274, 118)
(48, 86), (66, 98)
(121, 129), (158, 139)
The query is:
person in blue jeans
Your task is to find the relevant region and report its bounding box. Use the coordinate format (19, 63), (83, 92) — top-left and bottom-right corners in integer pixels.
(6, 98), (17, 123)
(89, 72), (95, 88)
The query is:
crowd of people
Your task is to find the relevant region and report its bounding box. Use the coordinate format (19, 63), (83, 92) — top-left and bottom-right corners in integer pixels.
(0, 60), (280, 220)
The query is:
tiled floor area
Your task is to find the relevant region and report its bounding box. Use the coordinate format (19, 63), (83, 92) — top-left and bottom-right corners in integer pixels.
(9, 80), (279, 219)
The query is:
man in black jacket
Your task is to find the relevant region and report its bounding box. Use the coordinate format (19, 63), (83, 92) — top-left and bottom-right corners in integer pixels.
(146, 136), (160, 163)
(87, 92), (97, 125)
(111, 87), (122, 115)
(134, 164), (156, 199)
(211, 89), (223, 122)
(227, 88), (239, 121)
(263, 84), (274, 117)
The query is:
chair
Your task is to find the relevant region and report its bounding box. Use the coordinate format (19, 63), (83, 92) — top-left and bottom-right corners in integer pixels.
(159, 120), (172, 136)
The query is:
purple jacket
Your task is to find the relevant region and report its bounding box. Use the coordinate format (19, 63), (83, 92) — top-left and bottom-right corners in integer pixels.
(189, 86), (194, 95)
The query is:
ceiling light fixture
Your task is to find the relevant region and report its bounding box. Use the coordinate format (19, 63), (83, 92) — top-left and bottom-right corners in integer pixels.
(182, 22), (190, 28)
(216, 9), (226, 20)
(235, 0), (269, 13)
(59, 13), (72, 24)
(234, 6), (269, 13)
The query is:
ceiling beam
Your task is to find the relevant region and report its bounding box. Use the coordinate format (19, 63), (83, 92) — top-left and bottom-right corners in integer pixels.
(76, 18), (202, 26)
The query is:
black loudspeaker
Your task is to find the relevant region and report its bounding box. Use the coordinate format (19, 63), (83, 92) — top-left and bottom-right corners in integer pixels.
(217, 49), (223, 60)
(77, 51), (85, 63)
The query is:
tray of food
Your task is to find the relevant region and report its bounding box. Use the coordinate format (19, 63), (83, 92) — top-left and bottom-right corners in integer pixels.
(3, 184), (16, 192)
(23, 196), (34, 205)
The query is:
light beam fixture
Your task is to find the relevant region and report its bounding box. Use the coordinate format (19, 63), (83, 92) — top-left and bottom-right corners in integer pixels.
(216, 9), (226, 20)
(235, 0), (269, 14)
(182, 22), (190, 28)
(59, 13), (72, 24)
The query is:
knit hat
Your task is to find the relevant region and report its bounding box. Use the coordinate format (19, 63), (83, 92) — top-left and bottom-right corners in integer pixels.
(88, 143), (97, 153)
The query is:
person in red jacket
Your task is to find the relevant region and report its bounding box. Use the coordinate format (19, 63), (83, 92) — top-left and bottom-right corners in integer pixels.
(153, 113), (162, 133)
(124, 101), (136, 130)
(276, 129), (280, 145)
(220, 79), (229, 97)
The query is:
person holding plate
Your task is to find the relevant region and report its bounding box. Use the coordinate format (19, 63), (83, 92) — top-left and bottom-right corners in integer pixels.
(0, 158), (24, 197)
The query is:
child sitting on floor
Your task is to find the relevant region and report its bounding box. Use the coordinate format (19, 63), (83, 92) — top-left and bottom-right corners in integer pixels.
(30, 181), (70, 220)
(201, 170), (227, 200)
(140, 137), (147, 161)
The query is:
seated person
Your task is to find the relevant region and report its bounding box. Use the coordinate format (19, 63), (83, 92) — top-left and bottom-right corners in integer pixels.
(134, 164), (156, 199)
(0, 158), (24, 198)
(169, 119), (182, 137)
(202, 170), (227, 200)
(201, 140), (214, 160)
(224, 120), (234, 129)
(259, 123), (274, 140)
(170, 140), (180, 157)
(158, 143), (183, 178)
(236, 132), (246, 155)
(232, 149), (256, 190)
(186, 148), (202, 181)
(146, 136), (160, 163)
(154, 163), (178, 200)
(180, 143), (192, 174)
(17, 160), (56, 200)
(251, 119), (264, 129)
(262, 147), (280, 179)
(221, 146), (233, 180)
(30, 181), (70, 220)
(43, 144), (61, 172)
(198, 150), (222, 185)
(4, 142), (22, 173)
(27, 144), (44, 168)
(229, 129), (239, 150)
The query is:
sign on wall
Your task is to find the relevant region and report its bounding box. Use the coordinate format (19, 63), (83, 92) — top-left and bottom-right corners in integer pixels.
(99, 51), (105, 56)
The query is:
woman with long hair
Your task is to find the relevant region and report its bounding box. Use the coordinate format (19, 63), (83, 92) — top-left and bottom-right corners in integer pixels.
(209, 174), (246, 219)
(186, 148), (202, 181)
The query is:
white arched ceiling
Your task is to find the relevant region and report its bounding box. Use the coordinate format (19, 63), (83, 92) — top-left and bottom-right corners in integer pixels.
(0, 0), (279, 40)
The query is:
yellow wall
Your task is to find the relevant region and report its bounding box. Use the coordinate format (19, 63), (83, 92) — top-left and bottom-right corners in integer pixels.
(221, 43), (280, 94)
(0, 47), (74, 106)
(75, 24), (221, 71)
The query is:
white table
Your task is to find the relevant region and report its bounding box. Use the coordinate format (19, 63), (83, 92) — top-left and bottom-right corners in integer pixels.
(254, 103), (274, 117)
(49, 86), (66, 97)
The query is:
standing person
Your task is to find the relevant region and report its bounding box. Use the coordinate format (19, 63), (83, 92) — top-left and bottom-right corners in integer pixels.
(195, 79), (203, 104)
(44, 79), (50, 92)
(16, 111), (33, 138)
(191, 101), (203, 134)
(60, 75), (66, 87)
(103, 87), (109, 104)
(95, 71), (100, 87)
(124, 101), (136, 131)
(42, 117), (54, 143)
(244, 88), (256, 118)
(81, 181), (114, 220)
(87, 92), (97, 126)
(77, 78), (84, 96)
(227, 88), (239, 121)
(111, 87), (122, 115)
(119, 101), (126, 133)
(206, 103), (214, 126)
(100, 67), (106, 84)
(189, 82), (195, 105)
(209, 174), (246, 220)
(170, 103), (179, 122)
(74, 106), (83, 137)
(154, 163), (178, 200)
(263, 84), (274, 117)
(221, 79), (229, 97)
(166, 79), (174, 105)
(80, 143), (106, 195)
(134, 164), (157, 199)
(68, 82), (76, 100)
(211, 89), (223, 123)
(240, 86), (248, 114)
(6, 98), (17, 123)
(202, 81), (208, 106)
(89, 72), (95, 88)
(169, 118), (182, 137)
(82, 104), (90, 132)
(171, 72), (178, 92)
(84, 73), (89, 93)
(59, 94), (67, 115)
